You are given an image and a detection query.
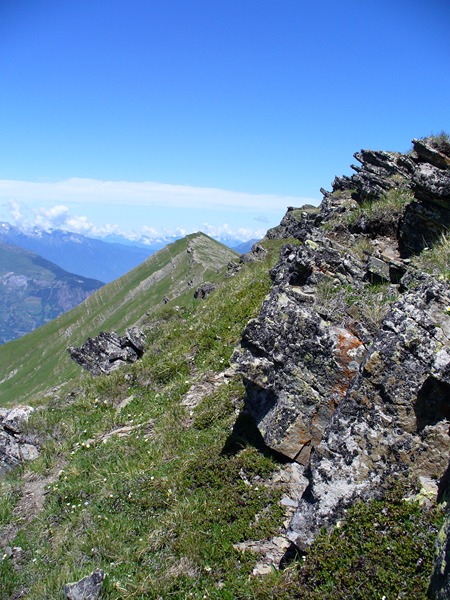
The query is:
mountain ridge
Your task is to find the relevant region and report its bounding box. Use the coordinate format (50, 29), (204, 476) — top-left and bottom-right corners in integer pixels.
(0, 232), (238, 405)
(0, 134), (449, 598)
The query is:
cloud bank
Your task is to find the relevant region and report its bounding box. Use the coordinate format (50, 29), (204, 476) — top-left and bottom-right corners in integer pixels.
(0, 178), (317, 212)
(0, 178), (320, 243)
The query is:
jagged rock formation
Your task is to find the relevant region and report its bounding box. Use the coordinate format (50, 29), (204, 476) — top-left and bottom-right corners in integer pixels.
(232, 136), (450, 558)
(0, 406), (39, 474)
(68, 327), (145, 375)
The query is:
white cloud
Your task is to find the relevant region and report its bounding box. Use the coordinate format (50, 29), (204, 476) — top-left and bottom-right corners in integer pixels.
(0, 177), (319, 212)
(1, 200), (267, 244)
(0, 177), (321, 245)
(201, 223), (266, 241)
(29, 204), (121, 238)
(2, 199), (27, 225)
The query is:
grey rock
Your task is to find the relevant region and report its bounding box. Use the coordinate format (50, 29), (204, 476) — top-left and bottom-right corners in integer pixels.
(232, 240), (368, 464)
(63, 569), (105, 600)
(0, 406), (39, 475)
(287, 278), (450, 550)
(240, 243), (268, 263)
(0, 405), (34, 434)
(194, 282), (216, 299)
(265, 205), (319, 242)
(68, 328), (145, 376)
(412, 162), (450, 207)
(412, 138), (450, 171)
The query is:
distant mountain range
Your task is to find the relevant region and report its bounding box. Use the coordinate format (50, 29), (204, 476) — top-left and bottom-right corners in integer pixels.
(0, 223), (251, 283)
(0, 240), (103, 344)
(0, 223), (160, 283)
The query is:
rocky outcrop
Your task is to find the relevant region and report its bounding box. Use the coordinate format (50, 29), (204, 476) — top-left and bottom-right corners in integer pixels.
(68, 327), (145, 376)
(0, 406), (39, 474)
(400, 139), (450, 255)
(232, 135), (450, 558)
(194, 282), (216, 299)
(287, 275), (450, 549)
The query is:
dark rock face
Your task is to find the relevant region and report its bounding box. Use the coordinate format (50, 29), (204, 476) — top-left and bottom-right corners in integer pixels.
(232, 135), (450, 558)
(0, 406), (39, 475)
(68, 327), (145, 376)
(194, 282), (216, 300)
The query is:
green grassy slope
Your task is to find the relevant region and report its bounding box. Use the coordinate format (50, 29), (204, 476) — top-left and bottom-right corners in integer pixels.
(0, 233), (238, 406)
(0, 237), (292, 599)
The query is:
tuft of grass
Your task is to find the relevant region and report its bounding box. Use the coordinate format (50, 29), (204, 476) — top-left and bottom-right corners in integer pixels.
(423, 131), (450, 155)
(412, 231), (450, 280)
(316, 278), (398, 329)
(345, 188), (414, 227)
(322, 188), (413, 235)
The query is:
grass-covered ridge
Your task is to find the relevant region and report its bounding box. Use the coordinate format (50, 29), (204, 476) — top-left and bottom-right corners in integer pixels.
(0, 233), (238, 406)
(0, 241), (103, 345)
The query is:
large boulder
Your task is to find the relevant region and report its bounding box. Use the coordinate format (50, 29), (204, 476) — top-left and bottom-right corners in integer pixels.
(68, 327), (145, 376)
(232, 238), (368, 465)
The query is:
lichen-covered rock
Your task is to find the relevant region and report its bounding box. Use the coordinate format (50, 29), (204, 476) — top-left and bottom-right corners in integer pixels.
(0, 406), (39, 474)
(232, 239), (368, 464)
(287, 277), (450, 550)
(63, 569), (105, 600)
(68, 327), (145, 376)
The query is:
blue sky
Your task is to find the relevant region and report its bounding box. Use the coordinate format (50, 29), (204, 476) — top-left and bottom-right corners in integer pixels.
(0, 0), (449, 242)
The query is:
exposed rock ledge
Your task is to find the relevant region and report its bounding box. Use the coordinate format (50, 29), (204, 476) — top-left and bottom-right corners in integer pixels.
(68, 327), (145, 376)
